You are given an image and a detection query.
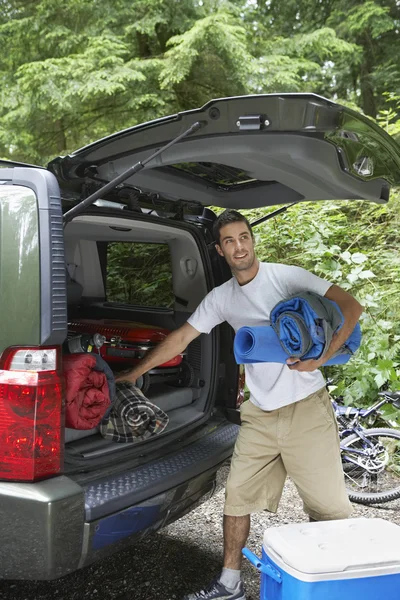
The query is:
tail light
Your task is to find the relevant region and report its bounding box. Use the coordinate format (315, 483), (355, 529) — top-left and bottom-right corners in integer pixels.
(0, 346), (64, 482)
(236, 365), (245, 408)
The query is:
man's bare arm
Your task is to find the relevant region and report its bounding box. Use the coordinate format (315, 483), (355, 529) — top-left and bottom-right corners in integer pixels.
(115, 322), (202, 383)
(320, 284), (363, 360)
(288, 284), (364, 372)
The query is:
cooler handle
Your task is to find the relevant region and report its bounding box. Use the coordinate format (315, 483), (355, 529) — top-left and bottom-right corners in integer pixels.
(242, 548), (282, 583)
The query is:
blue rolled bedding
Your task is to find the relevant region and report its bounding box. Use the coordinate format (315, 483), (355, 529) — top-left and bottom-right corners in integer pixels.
(234, 292), (362, 366)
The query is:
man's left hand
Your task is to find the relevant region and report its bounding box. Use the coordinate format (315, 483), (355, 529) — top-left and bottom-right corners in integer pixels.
(286, 357), (323, 372)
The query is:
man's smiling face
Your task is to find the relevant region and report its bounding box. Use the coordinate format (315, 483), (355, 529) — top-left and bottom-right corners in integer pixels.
(215, 221), (256, 273)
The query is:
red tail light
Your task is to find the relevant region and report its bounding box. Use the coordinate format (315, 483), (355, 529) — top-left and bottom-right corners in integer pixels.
(0, 347), (64, 482)
(236, 365), (245, 408)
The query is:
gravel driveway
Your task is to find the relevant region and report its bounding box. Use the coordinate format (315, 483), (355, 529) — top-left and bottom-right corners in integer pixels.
(1, 466), (399, 600)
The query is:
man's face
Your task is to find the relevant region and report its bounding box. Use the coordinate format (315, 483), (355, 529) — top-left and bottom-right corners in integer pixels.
(215, 221), (256, 272)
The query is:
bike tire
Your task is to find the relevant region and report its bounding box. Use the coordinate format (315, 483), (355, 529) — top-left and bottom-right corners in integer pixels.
(342, 427), (400, 505)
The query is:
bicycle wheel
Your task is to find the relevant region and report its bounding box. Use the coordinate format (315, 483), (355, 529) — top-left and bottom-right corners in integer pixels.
(341, 427), (400, 504)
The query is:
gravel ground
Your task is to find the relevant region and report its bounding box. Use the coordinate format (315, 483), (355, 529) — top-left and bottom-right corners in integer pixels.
(1, 465), (399, 600)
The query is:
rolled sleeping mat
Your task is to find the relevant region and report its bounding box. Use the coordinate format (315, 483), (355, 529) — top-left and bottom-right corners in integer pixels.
(234, 292), (362, 366)
(234, 326), (289, 364)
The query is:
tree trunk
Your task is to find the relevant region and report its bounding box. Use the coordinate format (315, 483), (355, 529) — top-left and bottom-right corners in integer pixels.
(136, 32), (151, 58)
(359, 33), (377, 118)
(360, 64), (377, 117)
(55, 119), (67, 153)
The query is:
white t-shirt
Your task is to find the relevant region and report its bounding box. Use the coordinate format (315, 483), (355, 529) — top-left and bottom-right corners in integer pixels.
(187, 262), (332, 411)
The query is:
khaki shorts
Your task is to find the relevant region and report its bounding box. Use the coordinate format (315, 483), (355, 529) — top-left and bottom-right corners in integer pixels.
(224, 387), (352, 521)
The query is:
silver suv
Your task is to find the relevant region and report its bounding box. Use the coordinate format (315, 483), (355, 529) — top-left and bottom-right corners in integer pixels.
(0, 93), (399, 580)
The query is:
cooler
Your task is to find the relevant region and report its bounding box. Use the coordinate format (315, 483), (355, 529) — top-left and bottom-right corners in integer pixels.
(243, 518), (400, 600)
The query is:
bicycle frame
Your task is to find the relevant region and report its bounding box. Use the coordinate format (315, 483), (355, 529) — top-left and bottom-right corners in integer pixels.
(333, 396), (393, 469)
(357, 397), (392, 419)
(328, 386), (400, 501)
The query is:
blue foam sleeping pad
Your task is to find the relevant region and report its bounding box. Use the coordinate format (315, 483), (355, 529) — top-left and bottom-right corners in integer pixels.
(234, 293), (362, 366)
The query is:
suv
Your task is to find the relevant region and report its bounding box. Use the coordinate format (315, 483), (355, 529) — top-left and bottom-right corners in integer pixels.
(1, 93), (399, 580)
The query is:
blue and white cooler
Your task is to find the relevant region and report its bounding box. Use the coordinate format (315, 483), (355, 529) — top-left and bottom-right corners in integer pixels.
(243, 518), (400, 600)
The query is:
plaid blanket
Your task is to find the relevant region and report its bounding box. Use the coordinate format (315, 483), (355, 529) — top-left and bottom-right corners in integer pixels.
(100, 382), (169, 443)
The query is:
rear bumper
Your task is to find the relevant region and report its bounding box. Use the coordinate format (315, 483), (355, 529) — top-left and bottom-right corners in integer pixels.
(0, 476), (84, 580)
(0, 422), (238, 580)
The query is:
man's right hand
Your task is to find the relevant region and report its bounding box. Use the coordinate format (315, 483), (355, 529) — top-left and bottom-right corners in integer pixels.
(113, 322), (201, 387)
(114, 369), (138, 385)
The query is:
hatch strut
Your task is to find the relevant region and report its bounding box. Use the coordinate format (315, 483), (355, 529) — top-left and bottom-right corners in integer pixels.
(250, 202), (297, 229)
(207, 202), (298, 249)
(63, 120), (204, 224)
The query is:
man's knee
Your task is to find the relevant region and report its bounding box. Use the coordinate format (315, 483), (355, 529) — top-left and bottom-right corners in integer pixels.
(306, 502), (352, 522)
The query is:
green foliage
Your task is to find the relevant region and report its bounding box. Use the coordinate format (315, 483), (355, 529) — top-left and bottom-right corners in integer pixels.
(248, 28), (357, 94)
(0, 0), (200, 163)
(3, 0), (400, 163)
(333, 1), (394, 40)
(159, 9), (251, 105)
(377, 94), (400, 142)
(325, 0), (399, 116)
(241, 0), (400, 116)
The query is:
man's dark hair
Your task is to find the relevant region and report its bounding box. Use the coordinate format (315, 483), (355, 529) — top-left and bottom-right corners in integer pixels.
(213, 209), (253, 245)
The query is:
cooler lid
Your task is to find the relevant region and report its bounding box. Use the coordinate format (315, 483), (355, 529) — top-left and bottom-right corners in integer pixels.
(263, 518), (400, 575)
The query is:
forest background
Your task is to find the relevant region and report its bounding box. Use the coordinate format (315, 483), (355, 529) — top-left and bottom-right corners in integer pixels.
(2, 0), (400, 420)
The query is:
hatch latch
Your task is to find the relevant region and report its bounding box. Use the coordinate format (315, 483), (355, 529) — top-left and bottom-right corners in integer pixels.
(236, 115), (270, 131)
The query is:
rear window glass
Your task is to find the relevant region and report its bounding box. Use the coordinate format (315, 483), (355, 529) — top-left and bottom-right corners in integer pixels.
(169, 162), (257, 187)
(106, 242), (174, 308)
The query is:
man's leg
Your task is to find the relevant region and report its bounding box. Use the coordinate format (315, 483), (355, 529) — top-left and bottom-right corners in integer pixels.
(281, 387), (352, 521)
(211, 515), (251, 592)
(223, 515), (251, 569)
(183, 400), (286, 600)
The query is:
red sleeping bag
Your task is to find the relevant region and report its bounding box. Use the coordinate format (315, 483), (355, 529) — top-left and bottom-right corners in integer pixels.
(63, 354), (111, 430)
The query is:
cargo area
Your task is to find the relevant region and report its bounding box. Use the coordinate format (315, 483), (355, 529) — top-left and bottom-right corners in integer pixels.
(62, 212), (216, 460)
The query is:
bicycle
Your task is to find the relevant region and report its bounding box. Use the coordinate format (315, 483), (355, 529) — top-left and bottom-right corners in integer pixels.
(332, 390), (400, 505)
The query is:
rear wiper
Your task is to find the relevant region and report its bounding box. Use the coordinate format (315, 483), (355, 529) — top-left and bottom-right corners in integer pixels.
(63, 121), (205, 224)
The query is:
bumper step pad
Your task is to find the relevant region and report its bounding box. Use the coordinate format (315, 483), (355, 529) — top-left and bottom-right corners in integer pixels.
(84, 422), (239, 520)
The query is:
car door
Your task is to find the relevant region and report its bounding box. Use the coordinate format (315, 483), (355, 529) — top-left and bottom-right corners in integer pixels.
(49, 93), (400, 212)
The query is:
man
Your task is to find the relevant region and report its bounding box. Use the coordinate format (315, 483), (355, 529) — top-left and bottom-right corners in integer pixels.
(117, 209), (363, 600)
